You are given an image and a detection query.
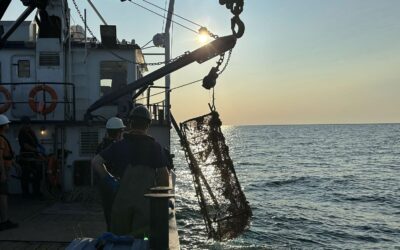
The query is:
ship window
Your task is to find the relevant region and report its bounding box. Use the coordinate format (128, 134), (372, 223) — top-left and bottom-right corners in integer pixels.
(100, 79), (112, 96)
(18, 60), (30, 78)
(100, 61), (127, 99)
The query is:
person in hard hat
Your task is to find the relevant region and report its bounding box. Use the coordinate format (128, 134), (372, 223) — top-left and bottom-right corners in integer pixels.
(91, 105), (170, 237)
(96, 117), (126, 154)
(18, 116), (43, 199)
(0, 115), (18, 231)
(95, 117), (125, 230)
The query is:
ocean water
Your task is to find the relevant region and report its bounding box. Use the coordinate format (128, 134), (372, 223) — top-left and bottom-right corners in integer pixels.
(172, 124), (400, 249)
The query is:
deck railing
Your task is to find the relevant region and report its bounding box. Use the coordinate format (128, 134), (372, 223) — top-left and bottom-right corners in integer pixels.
(0, 82), (76, 121)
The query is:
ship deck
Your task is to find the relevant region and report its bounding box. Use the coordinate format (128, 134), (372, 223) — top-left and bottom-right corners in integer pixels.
(0, 188), (179, 249)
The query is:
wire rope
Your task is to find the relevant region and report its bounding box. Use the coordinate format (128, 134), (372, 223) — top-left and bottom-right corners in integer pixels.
(135, 79), (202, 101)
(126, 0), (198, 34)
(140, 0), (203, 28)
(141, 38), (153, 49)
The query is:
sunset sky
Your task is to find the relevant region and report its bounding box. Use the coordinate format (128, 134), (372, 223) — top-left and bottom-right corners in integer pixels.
(4, 0), (400, 125)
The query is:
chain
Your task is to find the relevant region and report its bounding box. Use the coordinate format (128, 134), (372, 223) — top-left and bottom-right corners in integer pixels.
(218, 49), (232, 75)
(208, 31), (219, 40)
(71, 0), (191, 67)
(71, 0), (97, 40)
(206, 0), (244, 76)
(219, 0), (245, 38)
(71, 0), (238, 70)
(144, 51), (190, 66)
(216, 53), (225, 68)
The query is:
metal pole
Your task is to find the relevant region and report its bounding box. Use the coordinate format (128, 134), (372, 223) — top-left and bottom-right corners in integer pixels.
(145, 187), (174, 250)
(164, 0), (175, 123)
(86, 0), (108, 25)
(84, 9), (87, 62)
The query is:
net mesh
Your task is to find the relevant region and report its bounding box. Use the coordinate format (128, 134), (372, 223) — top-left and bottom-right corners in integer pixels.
(180, 111), (252, 240)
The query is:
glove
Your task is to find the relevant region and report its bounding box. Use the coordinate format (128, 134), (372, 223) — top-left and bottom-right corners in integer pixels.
(104, 174), (119, 193)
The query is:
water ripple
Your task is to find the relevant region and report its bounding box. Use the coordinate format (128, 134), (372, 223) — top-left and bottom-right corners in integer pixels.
(172, 124), (400, 248)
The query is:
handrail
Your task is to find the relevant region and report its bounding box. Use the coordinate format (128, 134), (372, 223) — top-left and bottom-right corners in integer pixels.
(0, 82), (76, 121)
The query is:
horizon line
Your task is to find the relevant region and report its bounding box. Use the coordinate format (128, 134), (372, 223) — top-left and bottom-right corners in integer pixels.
(223, 122), (400, 127)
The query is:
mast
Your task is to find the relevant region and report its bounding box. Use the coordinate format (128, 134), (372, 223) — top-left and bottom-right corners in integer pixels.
(164, 0), (175, 123)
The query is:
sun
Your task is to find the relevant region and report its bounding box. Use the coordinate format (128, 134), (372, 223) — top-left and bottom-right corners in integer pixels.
(198, 33), (209, 44)
(197, 27), (210, 44)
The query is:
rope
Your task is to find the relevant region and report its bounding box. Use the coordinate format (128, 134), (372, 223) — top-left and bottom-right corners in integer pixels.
(126, 0), (198, 34)
(211, 87), (216, 111)
(141, 0), (203, 28)
(71, 0), (177, 65)
(141, 38), (153, 49)
(71, 0), (96, 39)
(135, 79), (202, 101)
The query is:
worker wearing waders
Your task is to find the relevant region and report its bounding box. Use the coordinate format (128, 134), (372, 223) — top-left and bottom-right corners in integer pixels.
(95, 117), (126, 230)
(91, 105), (169, 237)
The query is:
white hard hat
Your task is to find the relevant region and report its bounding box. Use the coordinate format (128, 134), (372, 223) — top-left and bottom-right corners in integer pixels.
(0, 114), (10, 126)
(106, 117), (126, 129)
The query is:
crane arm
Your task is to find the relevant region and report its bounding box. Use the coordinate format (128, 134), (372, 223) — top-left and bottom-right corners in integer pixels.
(85, 35), (237, 117)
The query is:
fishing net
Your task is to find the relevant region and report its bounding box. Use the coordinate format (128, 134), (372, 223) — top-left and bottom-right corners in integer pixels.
(179, 111), (252, 240)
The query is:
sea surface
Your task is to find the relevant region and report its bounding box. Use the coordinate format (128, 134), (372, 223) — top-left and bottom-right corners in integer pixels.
(171, 124), (400, 249)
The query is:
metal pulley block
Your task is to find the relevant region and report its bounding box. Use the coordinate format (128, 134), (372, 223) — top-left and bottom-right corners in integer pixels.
(202, 67), (219, 90)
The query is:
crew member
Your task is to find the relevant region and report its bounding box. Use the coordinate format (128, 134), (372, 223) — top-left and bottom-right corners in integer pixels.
(18, 116), (43, 198)
(96, 117), (125, 154)
(95, 116), (125, 230)
(92, 105), (169, 237)
(0, 115), (18, 231)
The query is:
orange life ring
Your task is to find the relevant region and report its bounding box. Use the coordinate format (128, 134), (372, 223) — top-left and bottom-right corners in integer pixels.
(28, 85), (58, 115)
(0, 86), (12, 114)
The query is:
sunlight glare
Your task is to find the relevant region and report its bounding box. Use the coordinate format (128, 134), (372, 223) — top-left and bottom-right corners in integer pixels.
(198, 27), (210, 44)
(198, 33), (209, 44)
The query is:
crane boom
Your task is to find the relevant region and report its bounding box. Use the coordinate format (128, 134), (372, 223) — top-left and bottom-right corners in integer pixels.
(85, 35), (237, 117)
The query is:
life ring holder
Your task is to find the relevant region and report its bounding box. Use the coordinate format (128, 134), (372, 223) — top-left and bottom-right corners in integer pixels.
(0, 86), (12, 114)
(28, 84), (58, 115)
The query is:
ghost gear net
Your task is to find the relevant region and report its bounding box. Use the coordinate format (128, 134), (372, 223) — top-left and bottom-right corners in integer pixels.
(174, 111), (252, 240)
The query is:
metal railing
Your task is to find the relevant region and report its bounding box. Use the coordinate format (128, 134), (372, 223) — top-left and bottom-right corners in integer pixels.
(147, 101), (167, 124)
(0, 82), (76, 121)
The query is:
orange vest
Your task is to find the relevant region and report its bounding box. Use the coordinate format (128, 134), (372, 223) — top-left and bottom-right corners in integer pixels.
(0, 134), (14, 170)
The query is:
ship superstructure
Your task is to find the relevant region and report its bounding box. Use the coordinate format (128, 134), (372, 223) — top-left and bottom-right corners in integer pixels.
(0, 0), (169, 193)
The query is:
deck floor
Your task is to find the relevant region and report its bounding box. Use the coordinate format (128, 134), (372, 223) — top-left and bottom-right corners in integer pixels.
(0, 189), (180, 249)
(0, 193), (105, 249)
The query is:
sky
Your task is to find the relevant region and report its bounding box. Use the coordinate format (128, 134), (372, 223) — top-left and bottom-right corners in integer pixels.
(3, 0), (400, 125)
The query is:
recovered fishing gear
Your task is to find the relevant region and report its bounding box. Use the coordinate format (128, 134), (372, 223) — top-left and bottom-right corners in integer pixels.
(172, 111), (252, 240)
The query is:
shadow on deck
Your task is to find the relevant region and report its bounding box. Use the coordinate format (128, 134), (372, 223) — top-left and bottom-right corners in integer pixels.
(0, 188), (106, 249)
